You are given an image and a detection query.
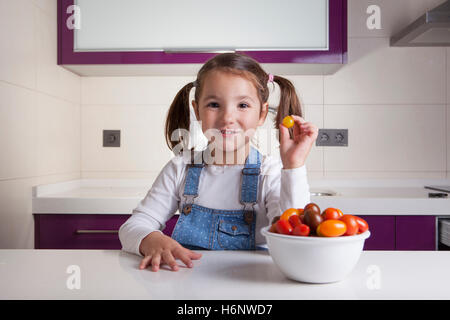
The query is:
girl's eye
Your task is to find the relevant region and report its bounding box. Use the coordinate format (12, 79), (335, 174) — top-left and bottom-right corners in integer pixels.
(239, 103), (249, 109)
(207, 102), (219, 108)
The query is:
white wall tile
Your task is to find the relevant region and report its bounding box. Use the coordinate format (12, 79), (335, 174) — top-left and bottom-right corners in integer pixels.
(36, 93), (81, 176)
(81, 104), (173, 173)
(0, 82), (37, 179)
(0, 0), (37, 90)
(323, 104), (446, 173)
(36, 6), (81, 104)
(268, 75), (323, 106)
(348, 0), (445, 38)
(81, 76), (195, 106)
(324, 37), (446, 105)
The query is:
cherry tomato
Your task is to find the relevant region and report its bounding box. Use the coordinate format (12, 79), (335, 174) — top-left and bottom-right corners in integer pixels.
(299, 214), (305, 224)
(292, 224), (310, 236)
(316, 219), (347, 237)
(355, 216), (369, 233)
(340, 215), (359, 236)
(336, 208), (344, 217)
(280, 208), (299, 221)
(269, 223), (278, 233)
(288, 215), (302, 228)
(321, 208), (341, 221)
(276, 219), (293, 235)
(282, 115), (294, 128)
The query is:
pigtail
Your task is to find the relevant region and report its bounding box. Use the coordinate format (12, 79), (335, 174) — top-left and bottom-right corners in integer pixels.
(272, 76), (303, 138)
(164, 82), (194, 151)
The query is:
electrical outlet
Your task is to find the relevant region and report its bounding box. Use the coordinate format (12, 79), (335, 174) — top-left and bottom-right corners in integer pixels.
(316, 129), (348, 147)
(103, 130), (120, 147)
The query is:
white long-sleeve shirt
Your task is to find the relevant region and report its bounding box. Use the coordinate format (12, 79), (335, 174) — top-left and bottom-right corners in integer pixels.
(119, 152), (310, 256)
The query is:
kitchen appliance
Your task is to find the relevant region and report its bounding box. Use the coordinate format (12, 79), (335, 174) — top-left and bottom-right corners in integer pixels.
(438, 219), (450, 249)
(424, 185), (450, 193)
(391, 0), (450, 46)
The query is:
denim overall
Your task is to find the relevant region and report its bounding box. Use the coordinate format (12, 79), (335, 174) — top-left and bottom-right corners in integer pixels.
(171, 147), (262, 250)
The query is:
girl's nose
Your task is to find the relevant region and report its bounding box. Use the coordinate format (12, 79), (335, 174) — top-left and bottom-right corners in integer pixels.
(221, 107), (235, 123)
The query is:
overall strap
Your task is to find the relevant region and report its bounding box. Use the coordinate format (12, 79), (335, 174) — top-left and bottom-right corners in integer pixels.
(240, 146), (262, 212)
(182, 150), (205, 204)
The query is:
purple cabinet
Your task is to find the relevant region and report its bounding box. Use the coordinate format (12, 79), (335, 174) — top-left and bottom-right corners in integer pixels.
(34, 214), (179, 249)
(359, 216), (396, 250)
(359, 215), (436, 251)
(57, 0), (347, 66)
(396, 216), (436, 250)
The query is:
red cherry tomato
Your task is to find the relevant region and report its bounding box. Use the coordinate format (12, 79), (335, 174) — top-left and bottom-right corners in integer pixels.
(292, 224), (310, 236)
(280, 208), (299, 221)
(321, 208), (341, 221)
(355, 216), (369, 233)
(336, 209), (344, 217)
(340, 215), (359, 236)
(276, 219), (293, 235)
(288, 215), (302, 228)
(316, 220), (347, 237)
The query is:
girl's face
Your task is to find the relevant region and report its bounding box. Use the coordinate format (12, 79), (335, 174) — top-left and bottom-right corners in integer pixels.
(192, 70), (268, 158)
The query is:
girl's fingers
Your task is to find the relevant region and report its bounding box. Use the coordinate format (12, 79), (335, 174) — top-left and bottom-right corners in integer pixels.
(162, 250), (179, 271)
(175, 251), (194, 269)
(151, 253), (161, 272)
(139, 255), (152, 270)
(188, 250), (203, 260)
(279, 123), (291, 145)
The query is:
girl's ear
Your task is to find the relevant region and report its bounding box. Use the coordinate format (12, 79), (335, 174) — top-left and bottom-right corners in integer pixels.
(257, 102), (269, 126)
(192, 100), (200, 120)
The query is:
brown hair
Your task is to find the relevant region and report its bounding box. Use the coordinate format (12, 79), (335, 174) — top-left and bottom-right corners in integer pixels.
(164, 52), (303, 150)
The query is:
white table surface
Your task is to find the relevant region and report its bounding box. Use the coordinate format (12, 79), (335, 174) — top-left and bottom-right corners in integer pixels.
(1, 249), (450, 300)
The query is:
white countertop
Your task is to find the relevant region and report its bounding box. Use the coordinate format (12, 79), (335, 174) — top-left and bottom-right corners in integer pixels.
(1, 249), (450, 299)
(32, 178), (450, 215)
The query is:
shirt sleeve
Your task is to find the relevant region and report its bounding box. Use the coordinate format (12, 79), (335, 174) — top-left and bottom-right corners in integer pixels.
(264, 158), (311, 224)
(118, 157), (183, 256)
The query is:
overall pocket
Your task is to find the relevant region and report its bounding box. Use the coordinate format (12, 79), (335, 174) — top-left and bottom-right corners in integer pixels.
(217, 219), (253, 250)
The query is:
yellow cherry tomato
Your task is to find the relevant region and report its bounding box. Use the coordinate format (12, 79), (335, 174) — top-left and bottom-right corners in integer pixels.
(280, 208), (299, 221)
(282, 116), (294, 128)
(316, 219), (347, 237)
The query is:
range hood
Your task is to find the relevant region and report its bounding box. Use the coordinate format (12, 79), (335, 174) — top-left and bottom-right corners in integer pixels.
(391, 0), (450, 46)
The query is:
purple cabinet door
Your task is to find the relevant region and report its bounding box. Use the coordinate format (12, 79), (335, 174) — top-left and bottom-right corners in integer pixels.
(396, 216), (436, 250)
(34, 214), (130, 249)
(34, 214), (180, 249)
(58, 0), (347, 65)
(359, 216), (396, 250)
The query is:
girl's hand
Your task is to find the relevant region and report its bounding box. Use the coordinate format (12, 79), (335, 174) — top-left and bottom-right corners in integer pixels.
(279, 115), (318, 169)
(138, 231), (202, 272)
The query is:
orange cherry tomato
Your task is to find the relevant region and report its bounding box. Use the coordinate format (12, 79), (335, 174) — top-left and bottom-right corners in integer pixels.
(321, 208), (341, 221)
(288, 215), (302, 228)
(292, 224), (310, 236)
(340, 215), (359, 236)
(280, 208), (299, 221)
(282, 116), (294, 128)
(316, 220), (347, 237)
(276, 219), (293, 235)
(355, 216), (369, 233)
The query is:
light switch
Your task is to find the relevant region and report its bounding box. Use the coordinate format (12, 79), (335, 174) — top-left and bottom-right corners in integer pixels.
(103, 130), (120, 147)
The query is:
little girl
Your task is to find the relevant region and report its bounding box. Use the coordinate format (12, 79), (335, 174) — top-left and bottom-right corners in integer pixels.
(119, 53), (318, 272)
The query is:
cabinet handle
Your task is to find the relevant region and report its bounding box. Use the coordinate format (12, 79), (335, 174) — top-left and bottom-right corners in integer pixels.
(75, 229), (119, 234)
(163, 48), (236, 53)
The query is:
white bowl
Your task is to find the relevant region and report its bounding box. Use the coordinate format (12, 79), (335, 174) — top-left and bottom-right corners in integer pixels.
(261, 226), (371, 284)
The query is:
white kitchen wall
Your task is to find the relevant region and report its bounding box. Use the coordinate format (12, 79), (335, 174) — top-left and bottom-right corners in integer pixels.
(0, 0), (81, 248)
(80, 0), (449, 180)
